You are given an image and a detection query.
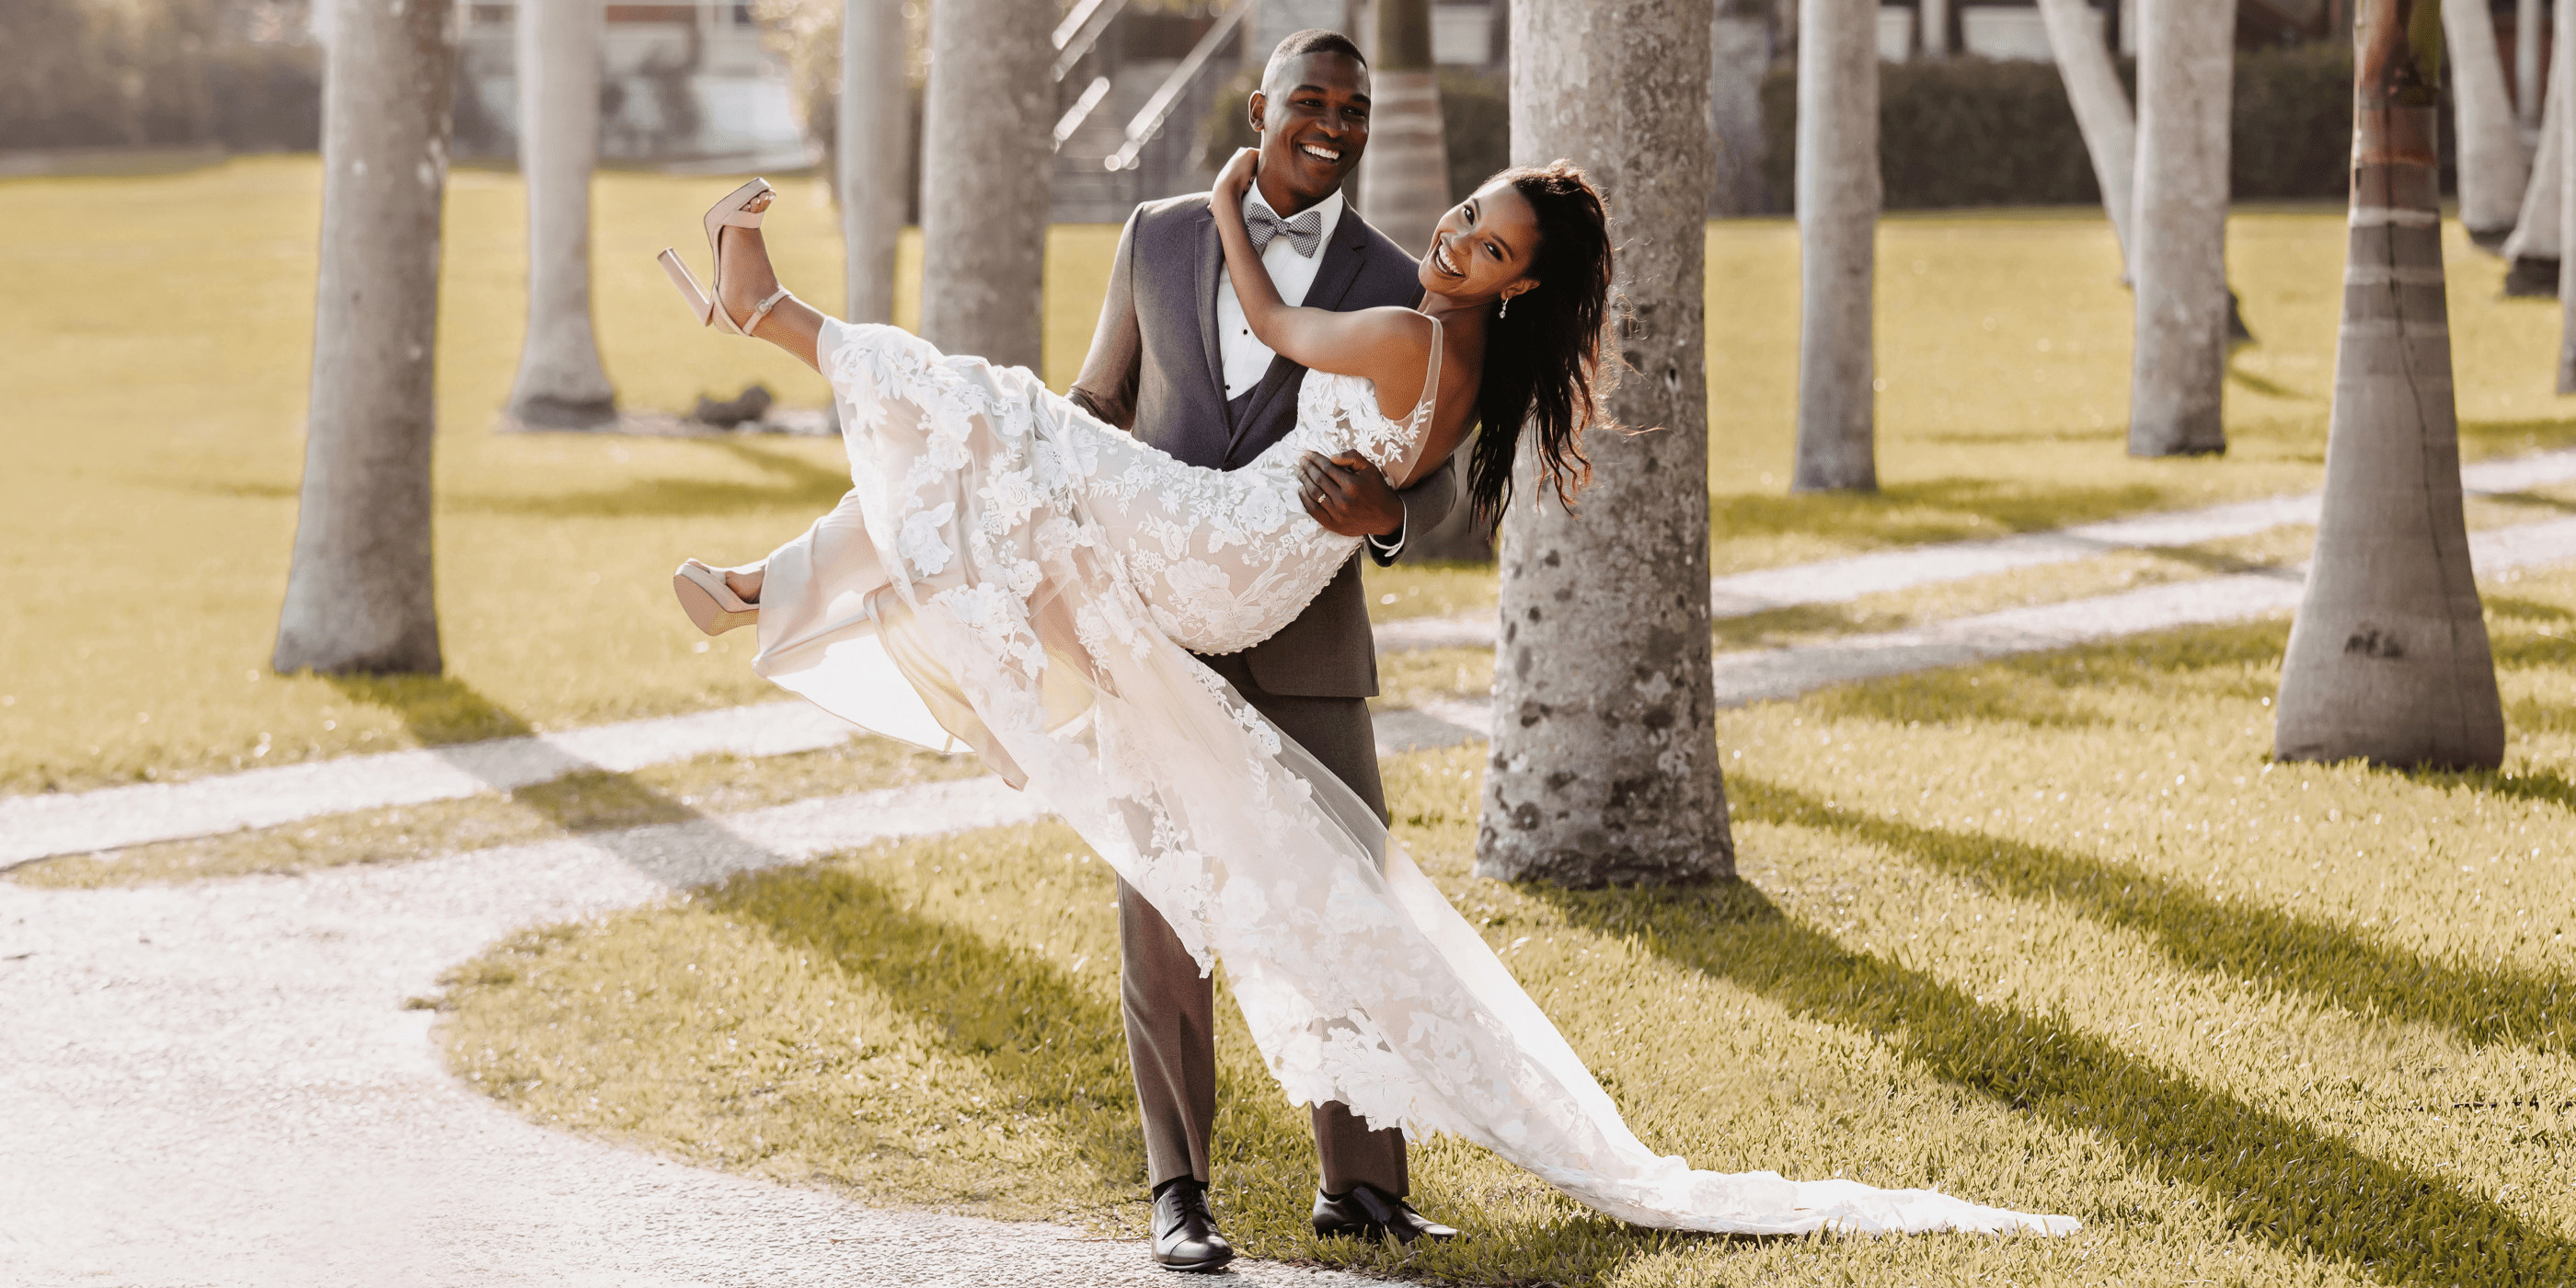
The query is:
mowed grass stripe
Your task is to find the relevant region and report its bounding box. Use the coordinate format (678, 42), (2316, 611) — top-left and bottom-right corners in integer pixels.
(11, 735), (983, 889)
(435, 563), (2576, 1284)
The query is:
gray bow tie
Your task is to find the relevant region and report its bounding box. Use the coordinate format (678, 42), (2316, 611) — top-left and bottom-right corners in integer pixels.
(1244, 203), (1323, 258)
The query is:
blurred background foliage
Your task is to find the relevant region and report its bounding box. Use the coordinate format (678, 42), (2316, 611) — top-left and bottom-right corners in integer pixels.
(1759, 43), (2363, 211)
(0, 0), (322, 151)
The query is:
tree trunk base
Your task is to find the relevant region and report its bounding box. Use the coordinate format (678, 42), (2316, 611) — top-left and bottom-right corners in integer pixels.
(500, 394), (621, 431)
(2505, 256), (2561, 295)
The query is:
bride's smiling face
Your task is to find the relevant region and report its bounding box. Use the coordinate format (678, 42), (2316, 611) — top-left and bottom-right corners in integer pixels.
(1418, 179), (1542, 305)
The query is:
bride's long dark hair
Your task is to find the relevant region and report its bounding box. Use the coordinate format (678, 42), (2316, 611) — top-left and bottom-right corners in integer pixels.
(1465, 161), (1614, 527)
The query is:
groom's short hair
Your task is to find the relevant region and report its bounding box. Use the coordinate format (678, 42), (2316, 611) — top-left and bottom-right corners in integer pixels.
(1264, 29), (1367, 87)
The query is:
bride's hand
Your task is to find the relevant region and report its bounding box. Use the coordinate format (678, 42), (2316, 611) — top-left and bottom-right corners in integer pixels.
(1216, 146), (1259, 201)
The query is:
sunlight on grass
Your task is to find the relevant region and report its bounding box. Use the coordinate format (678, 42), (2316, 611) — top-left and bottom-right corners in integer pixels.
(10, 733), (981, 889)
(431, 564), (2576, 1286)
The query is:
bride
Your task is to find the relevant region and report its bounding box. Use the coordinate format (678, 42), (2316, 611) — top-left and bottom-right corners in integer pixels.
(653, 148), (2077, 1240)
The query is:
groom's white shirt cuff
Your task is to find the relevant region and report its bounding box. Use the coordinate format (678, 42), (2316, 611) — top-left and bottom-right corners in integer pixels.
(1368, 525), (1404, 560)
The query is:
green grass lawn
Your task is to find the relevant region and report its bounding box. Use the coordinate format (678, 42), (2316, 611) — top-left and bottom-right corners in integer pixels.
(6, 158), (2573, 795)
(430, 561), (2576, 1287)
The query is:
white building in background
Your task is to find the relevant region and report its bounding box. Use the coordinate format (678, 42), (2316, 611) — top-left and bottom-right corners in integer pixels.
(453, 0), (816, 167)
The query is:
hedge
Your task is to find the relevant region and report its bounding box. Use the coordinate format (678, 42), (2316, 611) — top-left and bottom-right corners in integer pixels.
(1760, 43), (2358, 212)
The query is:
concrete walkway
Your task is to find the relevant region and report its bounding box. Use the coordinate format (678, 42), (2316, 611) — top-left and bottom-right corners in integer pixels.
(16, 450), (2573, 867)
(0, 779), (1376, 1287)
(1374, 446), (2576, 652)
(11, 486), (2576, 1284)
(1374, 516), (2576, 751)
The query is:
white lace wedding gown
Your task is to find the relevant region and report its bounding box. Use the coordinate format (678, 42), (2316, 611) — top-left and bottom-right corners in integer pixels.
(747, 317), (2078, 1236)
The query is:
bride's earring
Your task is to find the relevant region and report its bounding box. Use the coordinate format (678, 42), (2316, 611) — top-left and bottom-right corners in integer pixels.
(1499, 294), (1511, 320)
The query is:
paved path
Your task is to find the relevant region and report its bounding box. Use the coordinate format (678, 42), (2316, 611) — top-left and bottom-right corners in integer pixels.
(12, 489), (2576, 1285)
(0, 779), (1375, 1287)
(0, 702), (868, 868)
(1374, 446), (2576, 652)
(17, 451), (2574, 867)
(1376, 516), (2576, 750)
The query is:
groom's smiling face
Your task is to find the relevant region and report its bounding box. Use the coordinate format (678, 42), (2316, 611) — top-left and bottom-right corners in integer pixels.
(1247, 52), (1369, 213)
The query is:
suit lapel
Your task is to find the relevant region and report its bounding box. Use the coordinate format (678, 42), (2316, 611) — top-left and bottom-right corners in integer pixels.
(1225, 204), (1379, 456)
(1194, 209), (1227, 414)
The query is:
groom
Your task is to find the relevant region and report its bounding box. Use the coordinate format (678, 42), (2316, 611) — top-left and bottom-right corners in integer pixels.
(1067, 27), (1462, 1275)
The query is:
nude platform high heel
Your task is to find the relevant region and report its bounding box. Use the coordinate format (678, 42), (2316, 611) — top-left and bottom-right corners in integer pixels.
(657, 178), (794, 337)
(673, 559), (761, 636)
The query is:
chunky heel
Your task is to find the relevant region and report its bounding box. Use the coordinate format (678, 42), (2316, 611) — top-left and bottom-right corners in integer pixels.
(658, 248), (714, 325)
(673, 558), (761, 636)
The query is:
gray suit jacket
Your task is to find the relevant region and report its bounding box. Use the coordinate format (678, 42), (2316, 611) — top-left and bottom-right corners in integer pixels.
(1068, 191), (1458, 698)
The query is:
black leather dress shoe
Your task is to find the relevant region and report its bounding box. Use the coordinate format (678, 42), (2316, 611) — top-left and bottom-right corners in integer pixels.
(1310, 1183), (1459, 1244)
(1150, 1177), (1236, 1273)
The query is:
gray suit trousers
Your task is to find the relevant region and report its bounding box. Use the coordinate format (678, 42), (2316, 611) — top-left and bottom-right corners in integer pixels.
(1117, 649), (1409, 1197)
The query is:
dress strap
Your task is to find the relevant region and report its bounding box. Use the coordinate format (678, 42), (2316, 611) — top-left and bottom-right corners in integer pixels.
(1411, 314), (1443, 430)
(1387, 314), (1443, 485)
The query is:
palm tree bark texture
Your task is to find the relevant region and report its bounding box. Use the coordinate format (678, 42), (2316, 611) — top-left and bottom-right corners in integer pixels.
(1480, 0), (1733, 888)
(273, 0), (457, 676)
(838, 0), (906, 327)
(1358, 0), (1450, 257)
(1791, 0), (1879, 492)
(2128, 0), (2237, 457)
(918, 0), (1052, 369)
(2275, 0), (2505, 771)
(505, 0), (617, 431)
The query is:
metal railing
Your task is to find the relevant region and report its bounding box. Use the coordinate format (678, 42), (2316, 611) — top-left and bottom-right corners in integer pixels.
(1106, 0), (1251, 172)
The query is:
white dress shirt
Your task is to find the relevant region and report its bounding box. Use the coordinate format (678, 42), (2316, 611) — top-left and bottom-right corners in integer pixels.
(1215, 185), (1342, 399)
(1214, 186), (1407, 556)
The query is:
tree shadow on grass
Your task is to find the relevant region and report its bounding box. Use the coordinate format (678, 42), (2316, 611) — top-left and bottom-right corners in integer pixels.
(1529, 877), (2576, 1286)
(2486, 595), (2576, 625)
(1805, 621), (2289, 730)
(2410, 765), (2576, 815)
(2461, 418), (2576, 460)
(1709, 479), (2171, 554)
(326, 673), (536, 745)
(1729, 775), (2576, 1058)
(713, 863), (1150, 1188)
(444, 437), (852, 520)
(337, 674), (1156, 1190)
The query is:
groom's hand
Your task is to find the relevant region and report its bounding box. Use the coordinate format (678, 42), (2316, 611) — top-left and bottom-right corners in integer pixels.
(1298, 451), (1403, 540)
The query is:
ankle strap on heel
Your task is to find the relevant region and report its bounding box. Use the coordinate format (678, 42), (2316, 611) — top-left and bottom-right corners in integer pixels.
(739, 286), (793, 337)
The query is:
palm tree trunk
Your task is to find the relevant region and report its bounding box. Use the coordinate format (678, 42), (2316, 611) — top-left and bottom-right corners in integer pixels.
(2127, 0), (2236, 457)
(839, 0), (905, 326)
(1359, 0), (1449, 257)
(1478, 0), (1732, 887)
(2559, 0), (2576, 386)
(2502, 48), (2562, 290)
(2517, 0), (2543, 135)
(273, 0), (456, 676)
(2275, 0), (2504, 771)
(917, 0), (1051, 367)
(1791, 0), (1880, 492)
(2448, 0), (2531, 245)
(2039, 0), (2138, 273)
(504, 0), (615, 431)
